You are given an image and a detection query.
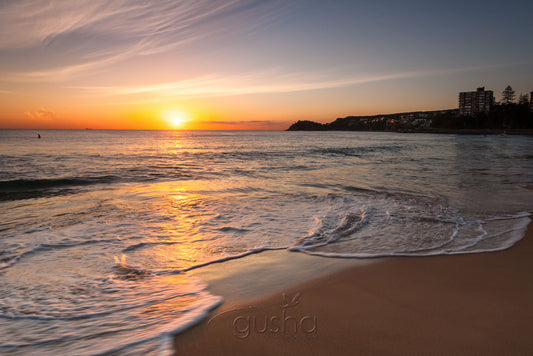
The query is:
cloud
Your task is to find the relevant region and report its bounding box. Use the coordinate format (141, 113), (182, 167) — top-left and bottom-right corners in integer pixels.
(0, 0), (287, 81)
(5, 42), (148, 82)
(0, 1), (239, 48)
(202, 120), (282, 126)
(24, 108), (57, 121)
(74, 64), (498, 99)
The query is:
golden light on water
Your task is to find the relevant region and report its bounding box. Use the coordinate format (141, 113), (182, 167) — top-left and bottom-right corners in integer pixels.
(124, 181), (221, 270)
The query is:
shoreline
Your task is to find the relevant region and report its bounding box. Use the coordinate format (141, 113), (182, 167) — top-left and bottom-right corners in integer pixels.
(186, 249), (378, 305)
(174, 220), (533, 355)
(287, 127), (533, 135)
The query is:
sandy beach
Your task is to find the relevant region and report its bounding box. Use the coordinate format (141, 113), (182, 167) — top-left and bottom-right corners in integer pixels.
(174, 221), (533, 355)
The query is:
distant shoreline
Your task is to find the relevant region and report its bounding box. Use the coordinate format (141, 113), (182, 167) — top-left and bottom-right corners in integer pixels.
(370, 128), (533, 135)
(406, 128), (533, 135)
(287, 104), (533, 134)
(287, 126), (533, 136)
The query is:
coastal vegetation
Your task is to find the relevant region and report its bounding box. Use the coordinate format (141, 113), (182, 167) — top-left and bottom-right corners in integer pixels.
(288, 87), (533, 133)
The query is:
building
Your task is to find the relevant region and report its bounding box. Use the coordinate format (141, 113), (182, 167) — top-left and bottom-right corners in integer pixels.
(458, 87), (494, 116)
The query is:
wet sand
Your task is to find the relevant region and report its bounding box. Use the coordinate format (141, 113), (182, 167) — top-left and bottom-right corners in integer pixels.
(174, 222), (533, 355)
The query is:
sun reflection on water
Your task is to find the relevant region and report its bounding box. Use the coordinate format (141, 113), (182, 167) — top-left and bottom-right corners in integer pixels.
(121, 181), (231, 271)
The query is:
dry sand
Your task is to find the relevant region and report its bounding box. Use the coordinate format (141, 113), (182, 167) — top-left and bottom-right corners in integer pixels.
(174, 222), (533, 355)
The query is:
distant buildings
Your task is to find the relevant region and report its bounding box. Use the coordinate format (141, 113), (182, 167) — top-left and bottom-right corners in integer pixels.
(458, 87), (494, 116)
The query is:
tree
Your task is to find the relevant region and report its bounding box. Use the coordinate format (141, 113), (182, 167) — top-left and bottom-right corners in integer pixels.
(501, 85), (516, 104)
(518, 93), (529, 105)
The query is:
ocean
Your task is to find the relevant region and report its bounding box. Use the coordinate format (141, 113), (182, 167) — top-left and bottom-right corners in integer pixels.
(1, 129), (532, 355)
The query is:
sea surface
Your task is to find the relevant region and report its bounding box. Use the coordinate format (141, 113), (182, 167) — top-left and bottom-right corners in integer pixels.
(1, 129), (532, 354)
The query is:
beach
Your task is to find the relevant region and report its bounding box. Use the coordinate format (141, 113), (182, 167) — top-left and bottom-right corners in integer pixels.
(2, 1), (533, 354)
(2, 130), (532, 355)
(174, 220), (533, 355)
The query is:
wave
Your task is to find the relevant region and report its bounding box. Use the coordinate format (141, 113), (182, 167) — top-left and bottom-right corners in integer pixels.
(290, 211), (531, 258)
(217, 226), (250, 234)
(113, 254), (153, 279)
(0, 285), (222, 356)
(0, 176), (121, 201)
(0, 169), (197, 201)
(294, 209), (370, 249)
(183, 246), (287, 272)
(0, 239), (117, 271)
(309, 144), (406, 157)
(0, 176), (120, 191)
(91, 294), (223, 356)
(122, 241), (180, 252)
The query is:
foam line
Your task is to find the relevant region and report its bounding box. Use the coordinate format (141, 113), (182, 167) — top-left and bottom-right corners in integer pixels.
(92, 295), (223, 356)
(182, 246), (288, 272)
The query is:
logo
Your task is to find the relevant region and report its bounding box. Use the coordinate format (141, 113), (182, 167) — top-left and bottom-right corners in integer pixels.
(207, 292), (318, 339)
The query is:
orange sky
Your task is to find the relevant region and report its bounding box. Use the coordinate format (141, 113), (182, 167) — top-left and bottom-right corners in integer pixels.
(1, 1), (532, 130)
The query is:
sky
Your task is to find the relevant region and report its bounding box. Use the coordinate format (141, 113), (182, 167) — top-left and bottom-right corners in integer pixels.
(0, 0), (532, 130)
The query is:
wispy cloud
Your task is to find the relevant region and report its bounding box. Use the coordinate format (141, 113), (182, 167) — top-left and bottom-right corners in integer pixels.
(202, 120), (282, 126)
(24, 108), (57, 121)
(0, 0), (287, 81)
(4, 41), (149, 82)
(0, 0), (246, 48)
(74, 64), (499, 99)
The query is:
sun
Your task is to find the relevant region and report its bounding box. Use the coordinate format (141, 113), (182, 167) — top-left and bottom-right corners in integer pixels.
(164, 110), (190, 129)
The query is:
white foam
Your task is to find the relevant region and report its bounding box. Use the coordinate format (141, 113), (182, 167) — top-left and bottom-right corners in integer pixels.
(93, 291), (223, 356)
(291, 212), (531, 259)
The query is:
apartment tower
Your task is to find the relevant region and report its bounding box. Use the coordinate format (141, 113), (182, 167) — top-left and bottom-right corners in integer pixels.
(458, 87), (494, 116)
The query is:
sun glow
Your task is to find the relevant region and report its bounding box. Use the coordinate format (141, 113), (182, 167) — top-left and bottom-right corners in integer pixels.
(164, 110), (191, 128)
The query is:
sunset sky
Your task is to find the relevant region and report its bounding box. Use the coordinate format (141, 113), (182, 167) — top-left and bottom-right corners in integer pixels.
(1, 0), (532, 130)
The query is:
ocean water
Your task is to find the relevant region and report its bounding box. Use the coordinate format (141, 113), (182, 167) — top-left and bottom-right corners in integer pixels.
(1, 129), (532, 354)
